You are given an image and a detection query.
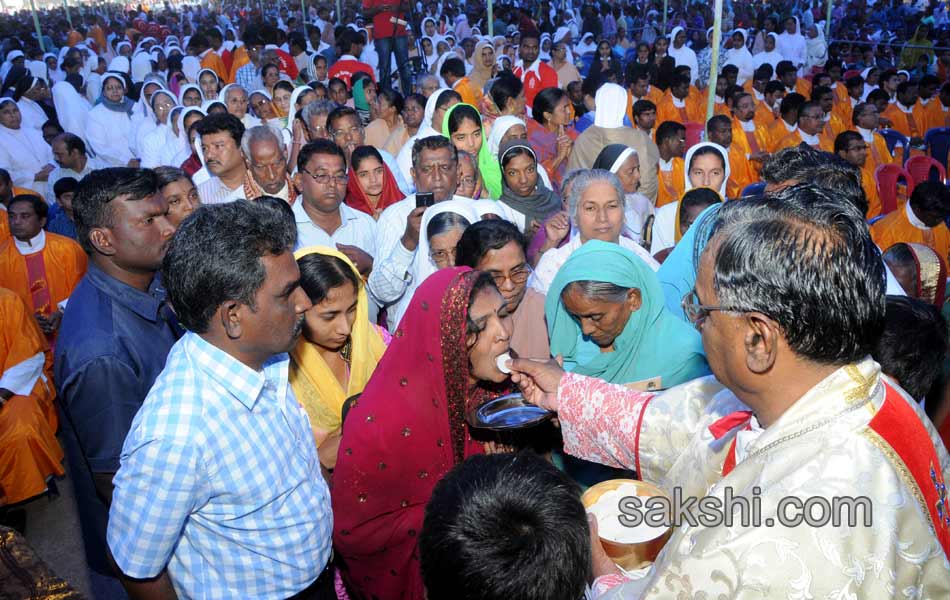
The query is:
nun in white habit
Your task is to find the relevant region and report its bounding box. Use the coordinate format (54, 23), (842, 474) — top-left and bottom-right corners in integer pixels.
(85, 73), (136, 167)
(0, 98), (54, 194)
(776, 17), (807, 68)
(52, 76), (91, 141)
(140, 90), (180, 168)
(130, 79), (166, 158)
(14, 76), (50, 132)
(668, 26), (699, 85)
(723, 29), (755, 84)
(753, 33), (783, 71)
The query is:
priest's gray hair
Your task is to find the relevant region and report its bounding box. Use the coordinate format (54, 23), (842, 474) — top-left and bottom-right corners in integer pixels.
(240, 124), (285, 158)
(567, 169), (626, 228)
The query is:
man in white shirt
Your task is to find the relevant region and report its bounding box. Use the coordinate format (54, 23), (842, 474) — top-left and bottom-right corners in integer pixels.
(368, 135), (465, 328)
(195, 113), (248, 204)
(48, 133), (103, 205)
(292, 139), (376, 276)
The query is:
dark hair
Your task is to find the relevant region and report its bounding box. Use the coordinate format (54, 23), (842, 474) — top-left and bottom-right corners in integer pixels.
(162, 200), (298, 333)
(500, 144), (536, 170)
(764, 80), (785, 95)
(689, 145), (726, 171)
(896, 81), (917, 96)
(811, 85), (832, 103)
(377, 88), (404, 114)
(13, 75), (42, 101)
(350, 145), (384, 172)
(721, 64), (739, 77)
(881, 69), (899, 83)
(466, 271), (501, 341)
(261, 63), (280, 78)
(920, 74), (941, 89)
(194, 112), (244, 147)
(42, 119), (63, 135)
(297, 138), (347, 173)
(776, 60), (797, 77)
(297, 252), (361, 305)
(873, 295), (948, 400)
(682, 187), (722, 212)
(154, 166), (192, 189)
(909, 180), (950, 216)
(456, 219), (526, 268)
(834, 130), (863, 154)
(435, 89), (462, 110)
(866, 89), (890, 105)
(706, 114), (731, 133)
(532, 87), (566, 125)
(440, 57), (467, 78)
(779, 92), (805, 118)
(273, 79), (294, 96)
(446, 104), (482, 135)
(404, 92), (426, 112)
(10, 193), (48, 220)
(656, 120), (686, 145)
(53, 176), (79, 198)
(753, 66), (772, 82)
(489, 73), (523, 112)
(327, 77), (347, 91)
(419, 453), (590, 600)
(851, 102), (874, 126)
(0, 168), (10, 184)
(426, 210), (470, 240)
(327, 105), (360, 132)
(845, 75), (865, 91)
(632, 99), (656, 118)
(412, 135), (458, 168)
(73, 168), (159, 253)
(712, 184), (885, 364)
(54, 132), (86, 155)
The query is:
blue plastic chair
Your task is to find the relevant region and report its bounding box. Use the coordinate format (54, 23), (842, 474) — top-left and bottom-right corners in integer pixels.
(578, 52), (595, 78)
(878, 129), (909, 164)
(925, 127), (950, 172)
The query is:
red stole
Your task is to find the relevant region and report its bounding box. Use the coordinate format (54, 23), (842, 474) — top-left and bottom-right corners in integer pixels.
(24, 251), (51, 316)
(905, 110), (920, 137)
(868, 382), (950, 560)
(745, 130), (761, 154)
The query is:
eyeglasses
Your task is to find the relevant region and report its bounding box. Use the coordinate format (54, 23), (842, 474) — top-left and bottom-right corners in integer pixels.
(332, 125), (363, 139)
(458, 176), (477, 187)
(429, 247), (457, 263)
(300, 168), (348, 186)
(490, 267), (531, 287)
(681, 289), (750, 327)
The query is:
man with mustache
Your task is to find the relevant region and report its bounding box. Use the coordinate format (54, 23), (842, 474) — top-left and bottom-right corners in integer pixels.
(194, 113), (249, 204)
(54, 168), (179, 595)
(107, 199), (334, 599)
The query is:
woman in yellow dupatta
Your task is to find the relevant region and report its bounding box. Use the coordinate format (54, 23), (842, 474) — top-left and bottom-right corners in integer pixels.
(290, 246), (389, 471)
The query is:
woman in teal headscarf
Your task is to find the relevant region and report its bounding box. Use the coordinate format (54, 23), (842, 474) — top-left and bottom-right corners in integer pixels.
(442, 102), (503, 199)
(547, 239), (709, 388)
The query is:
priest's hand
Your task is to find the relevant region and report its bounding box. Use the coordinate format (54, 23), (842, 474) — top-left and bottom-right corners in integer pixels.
(508, 355), (564, 412)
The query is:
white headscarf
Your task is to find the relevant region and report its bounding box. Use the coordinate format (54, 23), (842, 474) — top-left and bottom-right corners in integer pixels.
(131, 51), (154, 83)
(182, 55), (201, 82)
(668, 26), (699, 84)
(805, 24), (828, 71)
(175, 106), (205, 165)
(488, 115), (526, 160)
(1, 50), (24, 81)
(684, 141), (731, 198)
(753, 32), (783, 70)
(286, 86), (314, 129)
(107, 55), (130, 74)
(178, 82), (202, 106)
(53, 79), (91, 140)
(195, 68), (220, 100)
(593, 83), (628, 129)
(724, 29), (755, 84)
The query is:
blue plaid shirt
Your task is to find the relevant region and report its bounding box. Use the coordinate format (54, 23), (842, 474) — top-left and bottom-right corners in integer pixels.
(107, 332), (332, 599)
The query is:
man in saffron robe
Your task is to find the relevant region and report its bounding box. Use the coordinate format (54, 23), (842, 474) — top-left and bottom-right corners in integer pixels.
(773, 101), (834, 152)
(0, 194), (86, 339)
(655, 121), (686, 208)
(872, 181), (950, 265)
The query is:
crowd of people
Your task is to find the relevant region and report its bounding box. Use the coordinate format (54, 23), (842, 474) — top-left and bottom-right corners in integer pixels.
(1, 0), (950, 598)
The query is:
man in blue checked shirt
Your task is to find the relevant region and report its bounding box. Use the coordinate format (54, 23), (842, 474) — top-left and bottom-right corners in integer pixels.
(107, 198), (334, 599)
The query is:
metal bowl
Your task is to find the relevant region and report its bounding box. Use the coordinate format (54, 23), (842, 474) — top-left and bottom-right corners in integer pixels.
(466, 392), (554, 431)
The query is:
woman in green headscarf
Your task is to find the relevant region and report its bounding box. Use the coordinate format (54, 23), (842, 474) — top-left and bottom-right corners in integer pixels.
(900, 23), (934, 70)
(547, 239), (709, 389)
(442, 103), (503, 199)
(352, 75), (377, 126)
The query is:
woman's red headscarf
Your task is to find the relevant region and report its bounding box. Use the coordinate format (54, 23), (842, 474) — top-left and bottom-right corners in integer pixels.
(344, 151), (405, 219)
(332, 267), (494, 599)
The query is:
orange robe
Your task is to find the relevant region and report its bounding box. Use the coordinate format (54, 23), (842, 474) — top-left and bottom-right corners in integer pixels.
(656, 157), (685, 208)
(656, 91), (705, 126)
(864, 131), (898, 172)
(754, 100), (777, 126)
(871, 202), (950, 263)
(200, 50), (229, 82)
(626, 87), (664, 124)
(766, 119), (797, 152)
(861, 163), (882, 220)
(0, 233), (87, 319)
(731, 119), (769, 179)
(794, 79), (812, 98)
(227, 46), (249, 83)
(821, 113), (848, 140)
(773, 128), (834, 153)
(832, 97), (857, 128)
(726, 145), (757, 198)
(0, 287), (64, 505)
(453, 77), (483, 108)
(882, 103), (923, 139)
(918, 99), (944, 135)
(831, 83), (849, 106)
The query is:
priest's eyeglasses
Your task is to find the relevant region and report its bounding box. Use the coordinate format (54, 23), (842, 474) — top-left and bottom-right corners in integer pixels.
(681, 289), (749, 327)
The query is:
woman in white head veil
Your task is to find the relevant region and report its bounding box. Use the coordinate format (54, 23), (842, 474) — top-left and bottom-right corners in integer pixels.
(0, 98), (54, 195)
(724, 29), (755, 84)
(421, 36), (439, 69)
(218, 83), (260, 129)
(52, 76), (92, 140)
(130, 51), (153, 84)
(486, 115), (554, 189)
(0, 50), (24, 82)
(29, 57), (49, 83)
(130, 78), (167, 158)
(574, 32), (597, 55)
(140, 89), (180, 168)
(667, 25), (699, 85)
(804, 23), (828, 72)
(396, 87), (453, 184)
(174, 106), (204, 168)
(539, 33), (552, 62)
(389, 200), (480, 329)
(108, 55), (131, 76)
(178, 82), (203, 107)
(753, 32), (783, 70)
(776, 16), (807, 68)
(651, 141), (730, 255)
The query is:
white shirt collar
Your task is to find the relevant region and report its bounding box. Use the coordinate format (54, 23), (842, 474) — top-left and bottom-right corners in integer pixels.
(753, 88), (764, 101)
(856, 126), (874, 143)
(14, 229), (45, 255)
(734, 415), (765, 463)
(897, 101), (914, 114)
(672, 95), (685, 108)
(516, 58), (542, 77)
(906, 201), (929, 230)
(339, 54), (358, 61)
(740, 119), (756, 131)
(783, 119), (796, 132)
(799, 128), (821, 146)
(659, 157), (673, 170)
